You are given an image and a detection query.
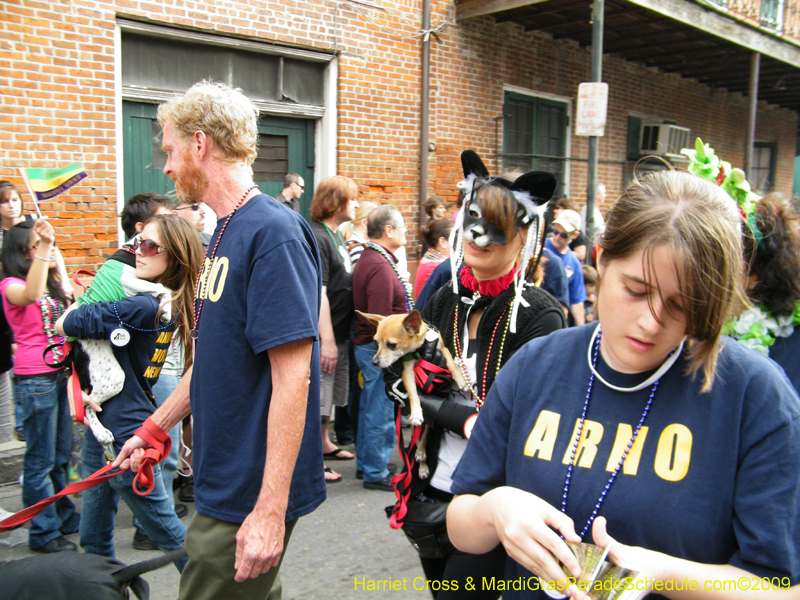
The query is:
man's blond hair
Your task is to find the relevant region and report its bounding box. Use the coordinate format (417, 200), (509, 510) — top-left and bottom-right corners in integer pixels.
(158, 80), (259, 165)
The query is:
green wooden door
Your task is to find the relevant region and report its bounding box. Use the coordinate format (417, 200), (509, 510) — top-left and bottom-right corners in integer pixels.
(122, 102), (172, 201)
(255, 118), (316, 218)
(123, 101), (316, 218)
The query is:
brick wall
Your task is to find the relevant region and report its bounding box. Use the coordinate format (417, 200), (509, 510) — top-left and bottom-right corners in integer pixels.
(0, 0), (796, 269)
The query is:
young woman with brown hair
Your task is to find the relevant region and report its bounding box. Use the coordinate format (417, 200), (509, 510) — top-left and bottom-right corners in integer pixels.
(55, 214), (203, 568)
(446, 170), (800, 599)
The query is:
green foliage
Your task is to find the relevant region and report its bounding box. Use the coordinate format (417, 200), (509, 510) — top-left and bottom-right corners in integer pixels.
(680, 137), (760, 215)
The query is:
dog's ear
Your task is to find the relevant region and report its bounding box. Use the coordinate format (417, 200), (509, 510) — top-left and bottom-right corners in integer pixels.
(356, 310), (385, 326)
(403, 310), (423, 336)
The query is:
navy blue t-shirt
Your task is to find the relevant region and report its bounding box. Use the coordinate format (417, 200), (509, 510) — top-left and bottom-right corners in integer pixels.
(64, 295), (172, 450)
(540, 247), (569, 310)
(452, 324), (800, 598)
(769, 327), (800, 395)
(191, 194), (326, 524)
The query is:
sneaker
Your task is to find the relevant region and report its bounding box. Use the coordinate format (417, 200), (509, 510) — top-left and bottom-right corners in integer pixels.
(31, 536), (77, 554)
(14, 430), (25, 442)
(363, 474), (394, 491)
(356, 463), (397, 480)
(132, 527), (158, 551)
(178, 476), (194, 503)
(174, 502), (188, 518)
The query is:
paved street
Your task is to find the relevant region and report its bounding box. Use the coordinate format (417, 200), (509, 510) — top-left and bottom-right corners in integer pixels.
(0, 443), (433, 600)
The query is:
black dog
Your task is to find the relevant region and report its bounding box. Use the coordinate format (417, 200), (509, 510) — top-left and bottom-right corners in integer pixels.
(0, 547), (186, 600)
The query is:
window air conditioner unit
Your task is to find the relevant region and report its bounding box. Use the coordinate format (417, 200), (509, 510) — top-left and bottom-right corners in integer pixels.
(639, 124), (691, 157)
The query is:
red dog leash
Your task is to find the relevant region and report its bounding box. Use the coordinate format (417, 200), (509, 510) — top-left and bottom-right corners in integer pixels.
(0, 462), (120, 532)
(0, 418), (171, 531)
(389, 410), (423, 530)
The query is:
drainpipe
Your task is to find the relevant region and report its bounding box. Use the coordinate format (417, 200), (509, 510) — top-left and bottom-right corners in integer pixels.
(745, 52), (760, 177)
(419, 0), (431, 242)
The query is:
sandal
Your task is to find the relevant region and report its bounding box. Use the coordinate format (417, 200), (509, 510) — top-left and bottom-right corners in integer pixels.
(323, 447), (355, 461)
(324, 466), (342, 483)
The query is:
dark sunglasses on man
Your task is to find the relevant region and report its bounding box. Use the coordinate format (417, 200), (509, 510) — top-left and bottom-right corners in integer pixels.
(132, 237), (168, 257)
(174, 203), (201, 212)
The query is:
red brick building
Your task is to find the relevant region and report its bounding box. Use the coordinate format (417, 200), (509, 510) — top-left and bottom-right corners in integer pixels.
(1, 0), (798, 269)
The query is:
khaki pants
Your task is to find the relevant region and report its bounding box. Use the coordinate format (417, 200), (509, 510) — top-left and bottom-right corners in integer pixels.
(179, 512), (297, 600)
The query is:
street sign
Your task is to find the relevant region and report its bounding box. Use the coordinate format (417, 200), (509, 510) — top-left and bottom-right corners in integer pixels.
(576, 83), (609, 136)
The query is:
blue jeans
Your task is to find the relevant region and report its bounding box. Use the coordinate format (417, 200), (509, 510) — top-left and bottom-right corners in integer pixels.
(80, 438), (187, 571)
(148, 374), (180, 507)
(13, 378), (23, 433)
(16, 374), (79, 549)
(354, 343), (395, 483)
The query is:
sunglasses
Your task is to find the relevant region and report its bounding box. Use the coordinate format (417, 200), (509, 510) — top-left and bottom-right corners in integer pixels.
(551, 228), (572, 240)
(174, 204), (201, 212)
(133, 237), (168, 257)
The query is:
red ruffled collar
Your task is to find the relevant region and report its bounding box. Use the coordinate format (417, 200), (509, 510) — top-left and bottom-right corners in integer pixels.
(460, 264), (518, 297)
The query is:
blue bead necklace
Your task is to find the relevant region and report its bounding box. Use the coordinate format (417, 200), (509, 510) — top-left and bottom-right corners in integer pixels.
(562, 326), (669, 539)
(113, 301), (175, 333)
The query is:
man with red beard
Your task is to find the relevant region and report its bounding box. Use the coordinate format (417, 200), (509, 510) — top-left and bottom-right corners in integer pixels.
(113, 80), (325, 600)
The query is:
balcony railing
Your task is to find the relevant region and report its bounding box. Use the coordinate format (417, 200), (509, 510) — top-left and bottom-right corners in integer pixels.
(703, 0), (800, 40)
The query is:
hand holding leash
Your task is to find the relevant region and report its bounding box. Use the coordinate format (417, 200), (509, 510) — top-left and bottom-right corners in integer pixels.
(66, 372), (102, 418)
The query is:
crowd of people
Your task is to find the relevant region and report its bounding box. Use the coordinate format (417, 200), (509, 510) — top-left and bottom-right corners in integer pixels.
(0, 79), (798, 600)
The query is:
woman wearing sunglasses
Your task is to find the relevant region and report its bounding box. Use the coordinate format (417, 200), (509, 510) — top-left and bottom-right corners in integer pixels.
(0, 218), (78, 553)
(55, 214), (203, 569)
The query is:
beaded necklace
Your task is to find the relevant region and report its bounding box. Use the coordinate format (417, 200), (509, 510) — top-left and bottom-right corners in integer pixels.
(364, 241), (414, 312)
(112, 301), (176, 333)
(191, 185), (258, 341)
(40, 293), (66, 363)
(321, 221), (352, 274)
(451, 265), (517, 409)
(562, 326), (678, 539)
(452, 300), (512, 409)
(423, 248), (446, 262)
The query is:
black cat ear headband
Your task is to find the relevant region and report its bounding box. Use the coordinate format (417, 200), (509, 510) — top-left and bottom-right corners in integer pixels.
(450, 150), (558, 332)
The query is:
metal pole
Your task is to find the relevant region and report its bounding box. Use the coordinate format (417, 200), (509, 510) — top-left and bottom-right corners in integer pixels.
(745, 52), (760, 177)
(494, 115), (509, 175)
(419, 0), (432, 237)
(585, 0), (604, 261)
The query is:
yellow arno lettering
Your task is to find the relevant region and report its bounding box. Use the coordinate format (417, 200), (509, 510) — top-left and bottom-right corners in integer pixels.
(562, 419), (604, 468)
(155, 331), (173, 344)
(150, 348), (167, 363)
(523, 410), (561, 461)
(207, 257), (229, 302)
(605, 424), (649, 475)
(654, 423), (692, 481)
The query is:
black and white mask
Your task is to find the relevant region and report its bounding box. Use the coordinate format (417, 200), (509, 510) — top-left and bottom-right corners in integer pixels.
(462, 202), (510, 248)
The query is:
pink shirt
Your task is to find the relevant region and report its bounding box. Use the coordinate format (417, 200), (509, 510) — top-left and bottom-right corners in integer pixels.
(0, 277), (62, 375)
(414, 259), (444, 301)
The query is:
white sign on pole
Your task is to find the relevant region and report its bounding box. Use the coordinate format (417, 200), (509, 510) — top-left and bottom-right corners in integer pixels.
(575, 83), (609, 137)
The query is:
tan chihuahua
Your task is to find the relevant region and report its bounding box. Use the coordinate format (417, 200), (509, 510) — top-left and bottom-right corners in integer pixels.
(357, 309), (470, 478)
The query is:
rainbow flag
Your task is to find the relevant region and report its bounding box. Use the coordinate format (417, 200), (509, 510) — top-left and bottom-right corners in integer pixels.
(22, 163), (87, 200)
